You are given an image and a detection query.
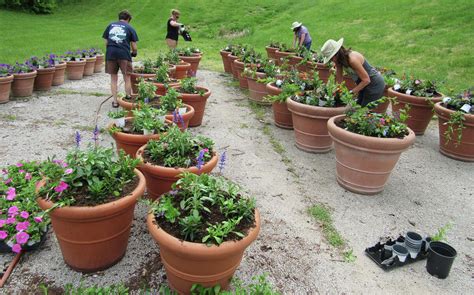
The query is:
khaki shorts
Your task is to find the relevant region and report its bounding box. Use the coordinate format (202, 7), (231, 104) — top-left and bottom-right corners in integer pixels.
(166, 38), (178, 49)
(106, 60), (133, 75)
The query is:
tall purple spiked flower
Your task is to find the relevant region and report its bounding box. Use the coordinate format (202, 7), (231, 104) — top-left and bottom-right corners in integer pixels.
(75, 131), (81, 148)
(218, 151), (227, 173)
(92, 125), (99, 145)
(172, 110), (178, 124)
(177, 113), (185, 129)
(196, 149), (206, 170)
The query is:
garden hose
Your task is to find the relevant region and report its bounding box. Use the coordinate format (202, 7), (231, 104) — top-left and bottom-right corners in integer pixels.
(93, 80), (124, 128)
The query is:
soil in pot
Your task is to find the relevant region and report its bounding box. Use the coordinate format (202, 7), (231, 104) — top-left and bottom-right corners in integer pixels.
(66, 60), (86, 80)
(11, 71), (37, 97)
(174, 86), (211, 127)
(0, 75), (14, 103)
(52, 62), (67, 86)
(34, 67), (56, 91)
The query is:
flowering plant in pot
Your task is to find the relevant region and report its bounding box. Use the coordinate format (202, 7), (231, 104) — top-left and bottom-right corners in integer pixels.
(388, 76), (443, 135)
(0, 64), (14, 103)
(0, 161), (51, 253)
(77, 49), (97, 76)
(119, 78), (158, 113)
(173, 77), (211, 126)
(10, 62), (37, 97)
(265, 41), (284, 59)
(47, 54), (67, 86)
(327, 98), (415, 194)
(28, 56), (56, 91)
(36, 134), (145, 272)
(159, 88), (195, 130)
(162, 50), (189, 80)
(434, 88), (474, 161)
(242, 59), (277, 104)
(220, 44), (236, 73)
(64, 51), (86, 80)
(234, 48), (261, 89)
(149, 64), (180, 96)
(147, 172), (260, 294)
(131, 58), (157, 93)
(107, 109), (127, 128)
(136, 125), (217, 199)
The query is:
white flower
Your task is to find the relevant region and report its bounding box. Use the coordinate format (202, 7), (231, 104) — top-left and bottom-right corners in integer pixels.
(276, 80), (283, 87)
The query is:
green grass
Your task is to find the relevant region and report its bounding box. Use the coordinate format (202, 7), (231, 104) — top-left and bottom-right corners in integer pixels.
(308, 204), (344, 248)
(0, 0), (472, 91)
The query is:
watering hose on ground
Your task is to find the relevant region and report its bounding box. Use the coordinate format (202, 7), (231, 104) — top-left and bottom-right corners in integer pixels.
(93, 80), (124, 128)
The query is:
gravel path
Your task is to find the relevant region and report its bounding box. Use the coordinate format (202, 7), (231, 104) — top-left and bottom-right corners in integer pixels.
(0, 70), (472, 294)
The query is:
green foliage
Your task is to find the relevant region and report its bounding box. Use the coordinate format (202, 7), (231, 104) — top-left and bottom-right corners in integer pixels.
(442, 89), (472, 145)
(3, 0), (57, 14)
(190, 274), (280, 294)
(159, 88), (183, 112)
(131, 104), (167, 133)
(431, 223), (453, 242)
(308, 204), (344, 248)
(180, 77), (200, 94)
(395, 77), (440, 98)
(290, 74), (352, 107)
(154, 64), (172, 84)
(63, 282), (129, 295)
(107, 109), (127, 119)
(176, 47), (201, 56)
(377, 67), (397, 87)
(135, 58), (155, 74)
(166, 50), (181, 65)
(137, 78), (157, 101)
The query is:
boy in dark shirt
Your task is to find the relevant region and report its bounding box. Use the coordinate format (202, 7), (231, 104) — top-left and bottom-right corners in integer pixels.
(103, 10), (138, 107)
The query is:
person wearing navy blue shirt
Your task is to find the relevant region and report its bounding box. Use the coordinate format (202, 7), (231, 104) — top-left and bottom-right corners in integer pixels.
(103, 10), (139, 107)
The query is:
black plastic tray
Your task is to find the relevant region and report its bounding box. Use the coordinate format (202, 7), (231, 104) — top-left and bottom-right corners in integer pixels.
(365, 236), (429, 271)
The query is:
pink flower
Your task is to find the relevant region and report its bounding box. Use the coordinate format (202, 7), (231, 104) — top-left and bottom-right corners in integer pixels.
(16, 221), (30, 231)
(16, 163), (23, 167)
(0, 230), (7, 240)
(54, 181), (69, 193)
(33, 216), (43, 223)
(8, 206), (19, 216)
(6, 218), (16, 224)
(203, 148), (209, 152)
(18, 170), (25, 173)
(12, 244), (22, 253)
(20, 211), (29, 219)
(65, 168), (73, 175)
(4, 178), (12, 185)
(415, 79), (421, 85)
(25, 173), (32, 180)
(53, 160), (68, 168)
(0, 219), (5, 227)
(380, 118), (386, 125)
(16, 232), (29, 245)
(6, 187), (16, 201)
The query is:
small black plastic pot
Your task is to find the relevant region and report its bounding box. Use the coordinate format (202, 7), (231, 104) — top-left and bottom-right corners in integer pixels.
(426, 241), (457, 279)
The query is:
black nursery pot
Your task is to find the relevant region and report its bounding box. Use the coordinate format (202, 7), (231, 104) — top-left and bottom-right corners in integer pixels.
(426, 241), (457, 279)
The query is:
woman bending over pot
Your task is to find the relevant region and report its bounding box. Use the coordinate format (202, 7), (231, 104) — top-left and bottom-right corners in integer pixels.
(321, 38), (385, 107)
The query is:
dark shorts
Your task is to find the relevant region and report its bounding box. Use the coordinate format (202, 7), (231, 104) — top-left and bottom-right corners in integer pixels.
(105, 59), (133, 75)
(357, 74), (385, 107)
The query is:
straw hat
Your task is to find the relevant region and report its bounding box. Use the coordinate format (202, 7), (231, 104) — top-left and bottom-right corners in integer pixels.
(321, 38), (344, 64)
(291, 22), (302, 30)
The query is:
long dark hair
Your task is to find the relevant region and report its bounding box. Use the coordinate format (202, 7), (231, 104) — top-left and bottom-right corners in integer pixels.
(335, 46), (352, 68)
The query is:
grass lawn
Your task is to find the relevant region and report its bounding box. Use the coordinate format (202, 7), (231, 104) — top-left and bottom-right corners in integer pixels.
(0, 0), (472, 92)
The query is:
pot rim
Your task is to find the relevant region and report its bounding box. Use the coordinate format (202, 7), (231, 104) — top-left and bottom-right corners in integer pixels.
(429, 241), (457, 258)
(286, 96), (348, 117)
(434, 101), (474, 123)
(387, 87), (443, 105)
(173, 86), (211, 97)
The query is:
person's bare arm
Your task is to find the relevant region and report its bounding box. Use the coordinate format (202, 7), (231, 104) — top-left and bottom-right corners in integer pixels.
(299, 33), (306, 47)
(169, 20), (182, 27)
(131, 42), (137, 52)
(349, 54), (370, 95)
(335, 63), (344, 84)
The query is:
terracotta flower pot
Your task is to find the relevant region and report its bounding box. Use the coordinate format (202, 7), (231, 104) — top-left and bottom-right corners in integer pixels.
(287, 98), (347, 153)
(273, 50), (295, 66)
(147, 209), (260, 294)
(265, 46), (279, 60)
(228, 55), (239, 79)
(136, 147), (218, 200)
(179, 54), (202, 77)
(315, 63), (330, 83)
(152, 81), (181, 96)
(34, 67), (55, 91)
(52, 62), (67, 86)
(434, 102), (474, 162)
(171, 62), (191, 80)
(11, 71), (37, 97)
(296, 61), (315, 74)
(82, 56), (97, 76)
(66, 60), (86, 80)
(164, 104), (195, 131)
(327, 115), (416, 195)
(233, 60), (248, 89)
(371, 100), (390, 114)
(174, 86), (211, 127)
(0, 75), (14, 104)
(289, 55), (303, 69)
(343, 75), (357, 90)
(37, 169), (146, 272)
(388, 87), (443, 135)
(219, 50), (232, 73)
(117, 96), (137, 117)
(131, 72), (156, 93)
(247, 72), (270, 105)
(94, 54), (105, 73)
(266, 82), (293, 129)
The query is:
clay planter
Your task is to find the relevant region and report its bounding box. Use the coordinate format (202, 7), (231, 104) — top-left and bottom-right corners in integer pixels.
(343, 75), (357, 90)
(265, 46), (279, 60)
(289, 55), (303, 69)
(233, 60), (248, 89)
(434, 102), (474, 162)
(52, 62), (67, 86)
(83, 56), (97, 76)
(315, 63), (330, 83)
(37, 169), (146, 272)
(171, 62), (191, 80)
(179, 54), (202, 77)
(147, 209), (260, 294)
(247, 72), (270, 105)
(152, 81), (180, 96)
(94, 54), (105, 73)
(388, 87), (443, 135)
(371, 100), (390, 114)
(34, 67), (56, 91)
(296, 61), (316, 74)
(273, 50), (295, 66)
(136, 147), (218, 200)
(228, 55), (239, 79)
(219, 50), (232, 73)
(287, 98), (347, 153)
(66, 59), (86, 80)
(117, 96), (137, 117)
(327, 115), (415, 195)
(11, 71), (37, 97)
(174, 86), (211, 127)
(0, 75), (14, 104)
(131, 72), (156, 93)
(266, 82), (293, 129)
(164, 104), (195, 130)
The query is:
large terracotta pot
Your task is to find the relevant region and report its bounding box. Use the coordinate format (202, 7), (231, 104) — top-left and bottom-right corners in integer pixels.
(266, 82), (293, 129)
(174, 86), (211, 127)
(11, 71), (37, 97)
(136, 147), (218, 200)
(117, 96), (137, 117)
(273, 50), (295, 66)
(287, 98), (347, 153)
(328, 115), (415, 195)
(34, 67), (55, 91)
(265, 46), (279, 60)
(315, 63), (330, 83)
(434, 102), (474, 162)
(228, 55), (239, 79)
(289, 55), (303, 69)
(0, 75), (14, 104)
(147, 209), (260, 294)
(37, 169), (145, 272)
(179, 54), (202, 77)
(171, 62), (191, 80)
(131, 72), (156, 93)
(83, 56), (97, 76)
(152, 81), (180, 96)
(219, 50), (232, 73)
(343, 75), (357, 90)
(233, 60), (248, 89)
(94, 54), (104, 73)
(388, 87), (443, 135)
(164, 104), (195, 131)
(66, 60), (86, 80)
(52, 62), (67, 86)
(296, 61), (315, 74)
(247, 72), (270, 105)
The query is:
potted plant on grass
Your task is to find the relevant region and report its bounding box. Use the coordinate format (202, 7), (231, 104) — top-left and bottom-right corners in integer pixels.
(0, 64), (14, 103)
(11, 62), (37, 97)
(64, 51), (86, 80)
(173, 77), (211, 127)
(29, 56), (56, 91)
(177, 47), (202, 77)
(78, 49), (97, 76)
(388, 77), (443, 135)
(327, 100), (415, 194)
(136, 126), (217, 199)
(235, 48), (262, 89)
(36, 137), (145, 272)
(149, 64), (180, 96)
(147, 172), (260, 294)
(434, 89), (473, 161)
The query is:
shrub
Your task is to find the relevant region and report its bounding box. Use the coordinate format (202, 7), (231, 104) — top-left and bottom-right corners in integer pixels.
(3, 0), (57, 14)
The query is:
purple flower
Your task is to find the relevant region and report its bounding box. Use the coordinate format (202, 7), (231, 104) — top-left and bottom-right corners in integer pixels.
(172, 110), (178, 123)
(16, 162), (23, 167)
(4, 178), (12, 185)
(0, 231), (7, 240)
(65, 168), (73, 175)
(144, 97), (150, 104)
(219, 151), (227, 173)
(12, 244), (21, 253)
(196, 149), (206, 170)
(34, 216), (43, 223)
(178, 113), (185, 129)
(25, 172), (32, 180)
(54, 181), (69, 193)
(92, 125), (99, 143)
(16, 232), (29, 245)
(8, 206), (19, 216)
(75, 131), (81, 148)
(6, 217), (16, 224)
(6, 187), (16, 201)
(0, 219), (6, 227)
(16, 221), (30, 231)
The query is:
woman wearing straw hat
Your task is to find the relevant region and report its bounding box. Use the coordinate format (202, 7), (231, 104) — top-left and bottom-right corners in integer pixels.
(291, 22), (312, 50)
(321, 38), (385, 107)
